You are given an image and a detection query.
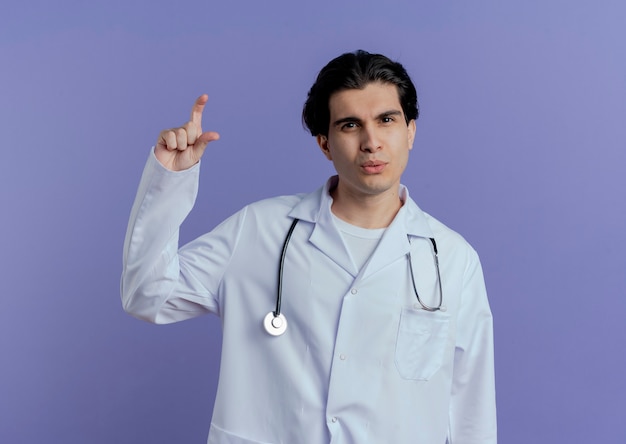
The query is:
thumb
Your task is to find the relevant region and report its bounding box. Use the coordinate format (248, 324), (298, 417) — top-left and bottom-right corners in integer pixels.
(192, 130), (220, 156)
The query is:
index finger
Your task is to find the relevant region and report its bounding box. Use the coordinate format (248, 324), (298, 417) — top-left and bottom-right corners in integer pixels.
(190, 94), (209, 126)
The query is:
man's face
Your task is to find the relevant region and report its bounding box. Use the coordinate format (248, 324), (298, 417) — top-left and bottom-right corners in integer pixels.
(317, 82), (416, 201)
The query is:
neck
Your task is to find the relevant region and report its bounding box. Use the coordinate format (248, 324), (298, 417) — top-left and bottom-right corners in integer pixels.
(330, 184), (403, 229)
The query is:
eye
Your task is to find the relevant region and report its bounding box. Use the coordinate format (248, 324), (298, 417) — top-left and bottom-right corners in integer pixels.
(381, 116), (395, 124)
(341, 122), (357, 130)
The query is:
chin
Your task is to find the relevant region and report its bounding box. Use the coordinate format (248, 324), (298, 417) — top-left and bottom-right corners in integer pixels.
(359, 180), (397, 196)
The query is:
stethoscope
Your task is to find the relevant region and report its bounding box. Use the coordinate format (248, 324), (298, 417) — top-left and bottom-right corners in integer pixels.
(263, 218), (445, 336)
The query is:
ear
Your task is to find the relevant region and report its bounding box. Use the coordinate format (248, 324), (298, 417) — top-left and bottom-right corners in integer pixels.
(317, 135), (333, 160)
(407, 119), (416, 150)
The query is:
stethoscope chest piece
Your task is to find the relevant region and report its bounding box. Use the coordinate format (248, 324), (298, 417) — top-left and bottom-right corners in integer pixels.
(264, 312), (288, 336)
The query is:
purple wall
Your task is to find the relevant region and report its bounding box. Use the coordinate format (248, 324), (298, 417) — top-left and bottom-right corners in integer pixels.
(2, 1), (625, 442)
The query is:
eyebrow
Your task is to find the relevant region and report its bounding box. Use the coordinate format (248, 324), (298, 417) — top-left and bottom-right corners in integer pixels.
(332, 110), (404, 127)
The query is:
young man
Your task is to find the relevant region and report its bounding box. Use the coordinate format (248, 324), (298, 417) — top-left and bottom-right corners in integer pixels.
(122, 50), (496, 443)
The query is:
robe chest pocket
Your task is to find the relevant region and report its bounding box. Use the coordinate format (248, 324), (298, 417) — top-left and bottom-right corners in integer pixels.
(394, 307), (450, 381)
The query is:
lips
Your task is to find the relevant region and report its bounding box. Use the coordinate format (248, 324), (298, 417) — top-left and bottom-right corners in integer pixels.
(361, 160), (387, 174)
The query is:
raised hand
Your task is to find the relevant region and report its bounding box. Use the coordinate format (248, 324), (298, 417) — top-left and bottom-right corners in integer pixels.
(155, 94), (220, 171)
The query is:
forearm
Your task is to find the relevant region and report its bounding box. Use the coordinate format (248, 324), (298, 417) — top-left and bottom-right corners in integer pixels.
(121, 149), (201, 323)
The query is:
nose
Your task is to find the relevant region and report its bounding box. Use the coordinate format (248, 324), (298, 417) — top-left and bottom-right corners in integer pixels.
(360, 126), (382, 153)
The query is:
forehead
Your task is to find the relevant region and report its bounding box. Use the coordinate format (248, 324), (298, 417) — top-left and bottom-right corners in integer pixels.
(328, 82), (402, 118)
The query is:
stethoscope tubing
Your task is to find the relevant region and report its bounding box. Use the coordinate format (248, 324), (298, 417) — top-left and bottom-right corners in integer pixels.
(266, 218), (444, 336)
(274, 218), (300, 317)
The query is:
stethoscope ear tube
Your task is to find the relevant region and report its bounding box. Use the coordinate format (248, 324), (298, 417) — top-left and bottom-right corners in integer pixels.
(407, 237), (444, 312)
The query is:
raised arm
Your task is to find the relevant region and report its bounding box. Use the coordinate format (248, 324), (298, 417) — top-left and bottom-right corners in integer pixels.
(121, 95), (238, 324)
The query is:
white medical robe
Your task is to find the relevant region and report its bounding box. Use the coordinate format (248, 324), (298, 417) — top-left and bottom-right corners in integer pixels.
(121, 151), (497, 443)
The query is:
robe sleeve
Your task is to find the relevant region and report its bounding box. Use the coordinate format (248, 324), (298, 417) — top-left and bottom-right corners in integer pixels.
(120, 149), (245, 324)
(448, 248), (497, 443)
